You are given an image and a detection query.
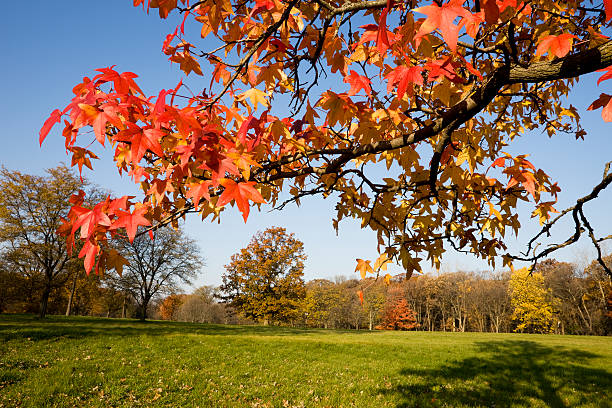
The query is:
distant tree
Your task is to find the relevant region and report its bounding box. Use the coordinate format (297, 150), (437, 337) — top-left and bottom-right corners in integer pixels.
(377, 297), (419, 331)
(110, 227), (203, 321)
(175, 293), (226, 324)
(481, 273), (512, 333)
(304, 279), (338, 328)
(159, 294), (186, 320)
(0, 166), (90, 318)
(362, 279), (386, 331)
(606, 289), (612, 321)
(219, 227), (306, 325)
(509, 268), (554, 333)
(581, 255), (612, 335)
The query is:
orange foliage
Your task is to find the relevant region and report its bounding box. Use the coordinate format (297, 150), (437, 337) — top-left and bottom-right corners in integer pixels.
(39, 0), (612, 282)
(159, 294), (186, 320)
(377, 299), (419, 331)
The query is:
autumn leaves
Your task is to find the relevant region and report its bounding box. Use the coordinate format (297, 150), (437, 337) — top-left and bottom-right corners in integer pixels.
(39, 0), (612, 281)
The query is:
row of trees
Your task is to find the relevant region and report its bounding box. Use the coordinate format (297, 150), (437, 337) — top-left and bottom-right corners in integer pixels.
(164, 226), (610, 335)
(0, 166), (204, 320)
(161, 258), (612, 335)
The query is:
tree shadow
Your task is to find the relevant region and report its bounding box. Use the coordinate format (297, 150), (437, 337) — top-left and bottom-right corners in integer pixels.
(380, 340), (612, 407)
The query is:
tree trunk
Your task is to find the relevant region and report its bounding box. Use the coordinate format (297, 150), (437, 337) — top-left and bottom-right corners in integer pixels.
(121, 296), (127, 318)
(140, 299), (148, 321)
(65, 270), (78, 316)
(369, 310), (373, 331)
(39, 283), (51, 319)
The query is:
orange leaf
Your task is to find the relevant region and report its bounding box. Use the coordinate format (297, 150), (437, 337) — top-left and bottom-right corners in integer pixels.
(170, 51), (203, 76)
(218, 180), (265, 222)
(536, 34), (576, 58)
(344, 70), (372, 96)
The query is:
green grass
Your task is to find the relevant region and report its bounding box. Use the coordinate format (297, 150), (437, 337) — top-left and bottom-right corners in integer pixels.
(0, 315), (611, 407)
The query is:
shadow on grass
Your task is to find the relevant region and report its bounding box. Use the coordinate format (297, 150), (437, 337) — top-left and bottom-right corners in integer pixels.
(0, 314), (372, 342)
(381, 340), (612, 408)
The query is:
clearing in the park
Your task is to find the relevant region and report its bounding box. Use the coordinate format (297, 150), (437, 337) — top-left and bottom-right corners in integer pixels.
(1, 315), (610, 407)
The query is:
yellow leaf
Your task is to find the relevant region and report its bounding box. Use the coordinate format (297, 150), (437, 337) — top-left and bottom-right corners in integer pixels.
(373, 252), (390, 271)
(487, 201), (503, 221)
(240, 88), (270, 111)
(355, 258), (373, 279)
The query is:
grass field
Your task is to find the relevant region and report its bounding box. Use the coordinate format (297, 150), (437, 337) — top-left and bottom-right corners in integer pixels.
(0, 315), (611, 407)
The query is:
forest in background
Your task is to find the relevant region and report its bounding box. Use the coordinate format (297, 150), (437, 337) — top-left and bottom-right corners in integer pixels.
(3, 255), (610, 335)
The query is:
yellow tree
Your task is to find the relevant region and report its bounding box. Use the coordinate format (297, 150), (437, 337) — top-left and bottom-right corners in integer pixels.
(509, 267), (555, 333)
(219, 227), (306, 325)
(0, 166), (88, 318)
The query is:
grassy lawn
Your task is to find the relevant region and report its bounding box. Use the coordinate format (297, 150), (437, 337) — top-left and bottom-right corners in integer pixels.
(0, 315), (610, 407)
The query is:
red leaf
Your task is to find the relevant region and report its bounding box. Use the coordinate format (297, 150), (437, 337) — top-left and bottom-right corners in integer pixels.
(377, 7), (391, 54)
(491, 157), (506, 168)
(79, 241), (100, 274)
(536, 34), (576, 58)
(606, 0), (612, 22)
(92, 111), (108, 146)
(237, 115), (259, 147)
(357, 290), (364, 305)
(588, 93), (612, 122)
(71, 202), (112, 240)
(217, 180), (265, 222)
(414, 0), (470, 51)
(163, 27), (178, 55)
(114, 126), (165, 164)
(186, 181), (212, 210)
(110, 207), (151, 243)
(385, 66), (423, 98)
(40, 109), (62, 145)
(597, 65), (612, 85)
(344, 70), (372, 96)
(480, 0), (499, 24)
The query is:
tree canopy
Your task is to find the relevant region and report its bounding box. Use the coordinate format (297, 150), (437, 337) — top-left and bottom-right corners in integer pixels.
(0, 166), (89, 317)
(39, 0), (612, 279)
(219, 226), (306, 324)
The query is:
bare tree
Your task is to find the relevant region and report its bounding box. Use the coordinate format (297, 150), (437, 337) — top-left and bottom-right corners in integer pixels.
(110, 227), (203, 321)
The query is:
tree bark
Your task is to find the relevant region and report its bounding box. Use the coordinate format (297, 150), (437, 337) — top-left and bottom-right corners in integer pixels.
(121, 295), (127, 318)
(39, 282), (51, 319)
(65, 270), (78, 316)
(140, 299), (149, 321)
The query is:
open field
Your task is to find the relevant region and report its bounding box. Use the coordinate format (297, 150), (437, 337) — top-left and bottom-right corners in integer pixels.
(1, 315), (611, 407)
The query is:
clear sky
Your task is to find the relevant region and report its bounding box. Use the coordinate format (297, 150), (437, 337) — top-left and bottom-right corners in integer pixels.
(1, 1), (611, 290)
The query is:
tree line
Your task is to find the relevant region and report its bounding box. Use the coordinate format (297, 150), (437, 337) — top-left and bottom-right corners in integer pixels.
(164, 226), (612, 335)
(158, 257), (612, 335)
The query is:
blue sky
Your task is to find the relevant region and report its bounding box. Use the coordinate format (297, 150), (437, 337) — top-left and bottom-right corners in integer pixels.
(1, 1), (610, 289)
